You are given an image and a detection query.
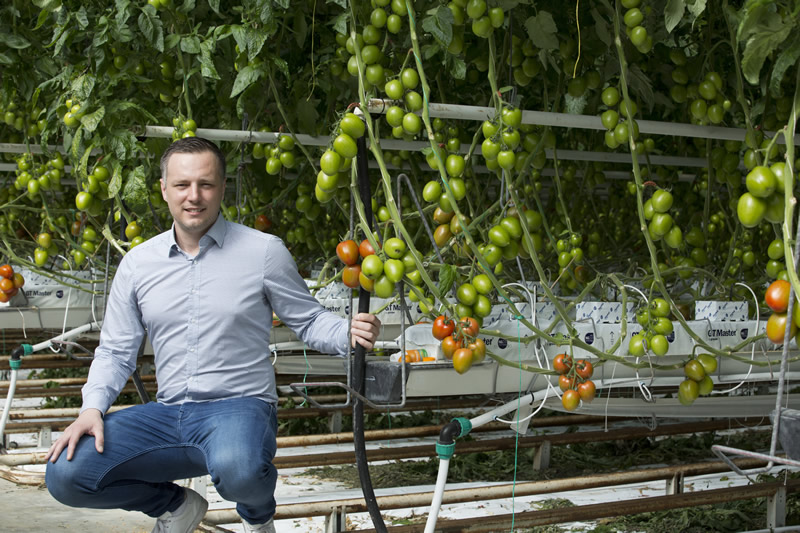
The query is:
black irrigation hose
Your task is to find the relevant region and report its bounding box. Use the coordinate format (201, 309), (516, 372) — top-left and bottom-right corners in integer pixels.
(352, 135), (386, 532)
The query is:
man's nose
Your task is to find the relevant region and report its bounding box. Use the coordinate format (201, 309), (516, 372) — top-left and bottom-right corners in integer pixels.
(187, 183), (201, 200)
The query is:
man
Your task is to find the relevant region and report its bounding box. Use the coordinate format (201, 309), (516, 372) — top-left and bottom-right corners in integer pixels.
(45, 137), (381, 533)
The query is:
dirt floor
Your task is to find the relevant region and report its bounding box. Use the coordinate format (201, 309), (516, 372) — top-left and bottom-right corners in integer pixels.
(0, 477), (157, 532)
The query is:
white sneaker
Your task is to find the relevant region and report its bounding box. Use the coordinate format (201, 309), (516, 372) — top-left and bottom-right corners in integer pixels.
(152, 488), (208, 533)
(242, 518), (276, 532)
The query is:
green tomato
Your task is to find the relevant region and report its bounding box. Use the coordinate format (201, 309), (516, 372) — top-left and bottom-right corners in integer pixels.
(456, 283), (478, 306)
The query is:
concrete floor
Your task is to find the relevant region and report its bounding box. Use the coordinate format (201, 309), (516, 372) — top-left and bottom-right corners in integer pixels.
(0, 477), (157, 532)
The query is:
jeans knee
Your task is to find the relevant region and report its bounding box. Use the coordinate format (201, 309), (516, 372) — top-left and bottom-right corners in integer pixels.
(46, 459), (87, 507)
(213, 456), (276, 503)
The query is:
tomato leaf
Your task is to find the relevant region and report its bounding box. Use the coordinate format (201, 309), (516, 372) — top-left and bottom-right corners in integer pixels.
(742, 26), (791, 85)
(330, 12), (347, 35)
(422, 6), (454, 48)
(199, 39), (221, 80)
(524, 11), (558, 50)
(664, 0), (685, 34)
(687, 0), (707, 18)
(627, 63), (654, 114)
(108, 160), (124, 199)
(231, 65), (264, 98)
(122, 165), (150, 214)
(32, 0), (62, 8)
(0, 32), (31, 50)
(75, 7), (89, 29)
(79, 107), (105, 133)
(165, 33), (181, 50)
(591, 8), (612, 47)
(78, 142), (98, 181)
(181, 35), (202, 55)
(108, 129), (139, 161)
(447, 56), (466, 81)
(138, 6), (165, 53)
(178, 0), (196, 13)
(0, 52), (13, 65)
(208, 0), (221, 14)
(71, 73), (96, 102)
(70, 126), (84, 163)
(769, 31), (800, 96)
(438, 264), (457, 297)
(115, 0), (133, 26)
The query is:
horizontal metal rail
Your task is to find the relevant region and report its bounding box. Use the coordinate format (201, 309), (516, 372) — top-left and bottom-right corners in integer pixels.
(349, 478), (800, 532)
(202, 456), (776, 524)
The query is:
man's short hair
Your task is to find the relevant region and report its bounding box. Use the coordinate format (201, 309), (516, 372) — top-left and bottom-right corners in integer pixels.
(160, 137), (226, 183)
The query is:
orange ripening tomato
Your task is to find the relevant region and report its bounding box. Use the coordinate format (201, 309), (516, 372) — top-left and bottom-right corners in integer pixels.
(553, 353), (573, 374)
(578, 380), (596, 403)
(336, 239), (360, 266)
(342, 265), (361, 288)
(766, 312), (797, 344)
(0, 264), (13, 279)
(459, 316), (479, 337)
(765, 279), (791, 313)
(562, 389), (580, 411)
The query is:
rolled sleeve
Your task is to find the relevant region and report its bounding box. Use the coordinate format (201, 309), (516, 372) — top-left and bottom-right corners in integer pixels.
(263, 239), (349, 355)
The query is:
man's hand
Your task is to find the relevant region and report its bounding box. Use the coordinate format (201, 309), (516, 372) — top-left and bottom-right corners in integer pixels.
(350, 312), (382, 350)
(45, 408), (105, 463)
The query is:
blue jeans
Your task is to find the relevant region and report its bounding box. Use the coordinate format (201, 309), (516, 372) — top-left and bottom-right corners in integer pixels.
(45, 397), (278, 524)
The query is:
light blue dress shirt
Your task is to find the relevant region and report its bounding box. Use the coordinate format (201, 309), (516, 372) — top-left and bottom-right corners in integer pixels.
(81, 214), (349, 414)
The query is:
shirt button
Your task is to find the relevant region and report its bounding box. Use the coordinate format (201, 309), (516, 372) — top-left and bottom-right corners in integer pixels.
(189, 347), (195, 352)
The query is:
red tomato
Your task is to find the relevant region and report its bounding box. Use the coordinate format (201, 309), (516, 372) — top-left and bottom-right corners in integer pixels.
(342, 265), (361, 288)
(575, 359), (593, 379)
(359, 239), (377, 258)
(562, 389), (580, 411)
(254, 214), (272, 232)
(432, 315), (455, 340)
(558, 374), (574, 392)
(577, 380), (596, 403)
(553, 353), (573, 375)
(457, 316), (479, 338)
(0, 278), (15, 294)
(766, 312), (797, 344)
(0, 264), (12, 279)
(336, 240), (360, 266)
(765, 279), (791, 313)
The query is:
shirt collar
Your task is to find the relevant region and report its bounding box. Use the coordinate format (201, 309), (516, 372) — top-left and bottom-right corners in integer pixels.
(167, 212), (227, 257)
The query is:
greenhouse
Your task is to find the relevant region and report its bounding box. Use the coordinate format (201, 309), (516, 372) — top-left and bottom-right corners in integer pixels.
(1, 0), (800, 532)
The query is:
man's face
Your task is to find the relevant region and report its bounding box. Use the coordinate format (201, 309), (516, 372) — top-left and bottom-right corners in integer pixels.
(161, 151), (225, 243)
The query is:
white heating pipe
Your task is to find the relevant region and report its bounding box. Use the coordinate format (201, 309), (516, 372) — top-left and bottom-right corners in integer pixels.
(0, 369), (18, 444)
(423, 457), (451, 533)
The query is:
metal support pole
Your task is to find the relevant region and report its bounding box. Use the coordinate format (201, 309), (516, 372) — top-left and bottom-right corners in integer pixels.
(767, 486), (787, 529)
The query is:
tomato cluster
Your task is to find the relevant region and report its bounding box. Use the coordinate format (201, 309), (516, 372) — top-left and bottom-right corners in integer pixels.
(316, 113), (364, 204)
(737, 163), (792, 230)
(337, 235), (422, 302)
(170, 116), (198, 141)
(553, 353), (596, 411)
(678, 353), (717, 406)
(764, 279), (800, 344)
(628, 297), (673, 357)
(622, 0), (652, 54)
(0, 264), (24, 304)
(599, 85), (639, 151)
(432, 314), (485, 375)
